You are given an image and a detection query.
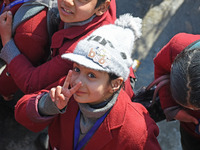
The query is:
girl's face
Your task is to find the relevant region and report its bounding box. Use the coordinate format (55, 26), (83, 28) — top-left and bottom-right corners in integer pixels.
(70, 63), (113, 105)
(57, 0), (106, 23)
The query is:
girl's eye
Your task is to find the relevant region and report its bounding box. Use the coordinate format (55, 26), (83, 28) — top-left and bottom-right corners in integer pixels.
(88, 73), (96, 78)
(73, 67), (80, 72)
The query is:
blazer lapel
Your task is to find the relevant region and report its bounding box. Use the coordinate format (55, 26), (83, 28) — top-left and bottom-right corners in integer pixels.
(84, 118), (113, 150)
(84, 90), (128, 150)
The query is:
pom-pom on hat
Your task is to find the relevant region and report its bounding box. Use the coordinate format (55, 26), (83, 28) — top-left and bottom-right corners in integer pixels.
(62, 13), (142, 80)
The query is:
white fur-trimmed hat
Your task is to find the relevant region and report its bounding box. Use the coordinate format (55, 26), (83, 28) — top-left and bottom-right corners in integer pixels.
(62, 13), (142, 80)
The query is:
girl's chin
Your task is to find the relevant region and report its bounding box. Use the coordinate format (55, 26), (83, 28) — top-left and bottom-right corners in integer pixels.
(74, 95), (86, 103)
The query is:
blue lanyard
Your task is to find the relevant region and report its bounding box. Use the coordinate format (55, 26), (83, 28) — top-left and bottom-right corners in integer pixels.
(0, 0), (30, 15)
(74, 109), (110, 150)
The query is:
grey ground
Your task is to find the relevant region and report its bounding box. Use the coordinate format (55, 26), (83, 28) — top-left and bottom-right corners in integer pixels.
(1, 0), (200, 149)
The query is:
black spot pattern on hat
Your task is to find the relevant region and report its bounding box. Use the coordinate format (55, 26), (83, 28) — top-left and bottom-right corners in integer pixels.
(120, 52), (127, 59)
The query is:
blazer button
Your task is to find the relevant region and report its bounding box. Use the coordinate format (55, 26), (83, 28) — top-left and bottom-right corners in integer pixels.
(6, 72), (11, 76)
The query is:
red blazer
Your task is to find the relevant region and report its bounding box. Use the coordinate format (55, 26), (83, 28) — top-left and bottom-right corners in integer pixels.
(15, 90), (161, 150)
(0, 2), (49, 96)
(154, 33), (200, 138)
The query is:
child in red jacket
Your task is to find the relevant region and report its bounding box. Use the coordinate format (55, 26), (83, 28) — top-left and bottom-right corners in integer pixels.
(15, 14), (161, 150)
(154, 33), (200, 150)
(0, 0), (57, 100)
(0, 0), (136, 101)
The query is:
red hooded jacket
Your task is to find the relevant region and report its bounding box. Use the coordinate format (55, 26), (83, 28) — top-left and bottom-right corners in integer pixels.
(154, 32), (200, 138)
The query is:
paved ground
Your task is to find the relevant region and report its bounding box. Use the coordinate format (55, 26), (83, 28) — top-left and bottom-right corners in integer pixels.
(1, 0), (200, 149)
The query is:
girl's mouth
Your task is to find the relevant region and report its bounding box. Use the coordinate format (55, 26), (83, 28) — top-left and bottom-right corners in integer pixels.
(75, 91), (86, 96)
(62, 7), (73, 14)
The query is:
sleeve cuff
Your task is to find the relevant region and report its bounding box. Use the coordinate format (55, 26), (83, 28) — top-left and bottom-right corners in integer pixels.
(38, 93), (66, 116)
(0, 39), (20, 64)
(26, 93), (55, 123)
(164, 105), (182, 121)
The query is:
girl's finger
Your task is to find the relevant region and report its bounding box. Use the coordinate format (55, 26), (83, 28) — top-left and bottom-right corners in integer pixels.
(62, 70), (73, 89)
(55, 86), (62, 101)
(6, 11), (12, 24)
(61, 81), (82, 98)
(69, 82), (82, 95)
(49, 88), (56, 102)
(0, 11), (7, 23)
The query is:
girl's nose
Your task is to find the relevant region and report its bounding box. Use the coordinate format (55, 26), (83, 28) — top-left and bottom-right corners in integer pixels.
(63, 0), (74, 7)
(74, 77), (83, 86)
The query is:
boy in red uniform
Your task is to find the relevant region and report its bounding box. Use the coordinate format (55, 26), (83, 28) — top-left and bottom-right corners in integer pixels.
(0, 0), (57, 100)
(15, 14), (161, 150)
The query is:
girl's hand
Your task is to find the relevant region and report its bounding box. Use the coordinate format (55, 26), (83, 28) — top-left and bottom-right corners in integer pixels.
(174, 109), (199, 125)
(49, 70), (82, 110)
(0, 11), (12, 46)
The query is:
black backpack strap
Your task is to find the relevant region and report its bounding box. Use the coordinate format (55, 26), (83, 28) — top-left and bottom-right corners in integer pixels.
(146, 75), (170, 104)
(12, 2), (45, 34)
(29, 0), (57, 8)
(30, 0), (60, 39)
(14, 0), (59, 39)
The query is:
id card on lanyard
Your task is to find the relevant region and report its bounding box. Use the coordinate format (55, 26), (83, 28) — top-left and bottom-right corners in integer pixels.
(73, 109), (110, 150)
(0, 0), (30, 15)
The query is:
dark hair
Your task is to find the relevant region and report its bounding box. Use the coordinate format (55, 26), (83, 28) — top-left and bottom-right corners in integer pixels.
(170, 48), (200, 108)
(108, 72), (118, 81)
(95, 0), (108, 8)
(108, 72), (124, 91)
